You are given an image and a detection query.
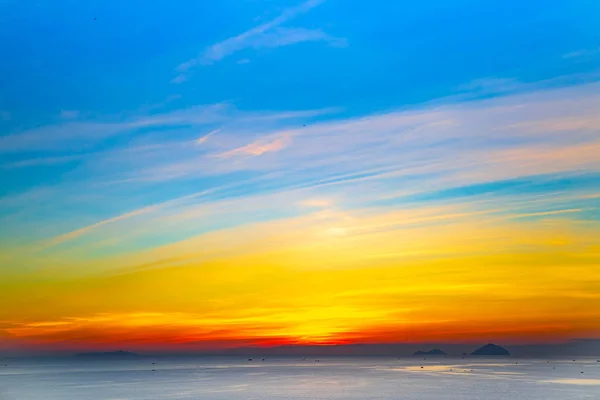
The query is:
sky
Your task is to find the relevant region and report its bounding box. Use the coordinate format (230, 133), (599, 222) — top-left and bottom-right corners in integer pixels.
(1, 0), (600, 355)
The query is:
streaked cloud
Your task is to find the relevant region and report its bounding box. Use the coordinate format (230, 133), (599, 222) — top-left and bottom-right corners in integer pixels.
(457, 77), (523, 95)
(37, 188), (218, 251)
(218, 134), (290, 158)
(301, 198), (333, 208)
(245, 27), (347, 49)
(174, 0), (345, 81)
(563, 47), (600, 60)
(1, 154), (84, 169)
(171, 74), (187, 84)
(3, 80), (599, 254)
(195, 129), (220, 145)
(59, 110), (80, 120)
(138, 80), (600, 183)
(0, 104), (331, 153)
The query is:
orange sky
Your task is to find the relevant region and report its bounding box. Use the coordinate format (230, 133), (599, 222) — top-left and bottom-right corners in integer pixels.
(2, 74), (600, 354)
(3, 205), (600, 353)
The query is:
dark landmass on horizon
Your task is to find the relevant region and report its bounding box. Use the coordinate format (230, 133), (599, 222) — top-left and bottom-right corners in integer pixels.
(4, 339), (600, 359)
(197, 339), (600, 358)
(471, 343), (510, 356)
(413, 349), (446, 356)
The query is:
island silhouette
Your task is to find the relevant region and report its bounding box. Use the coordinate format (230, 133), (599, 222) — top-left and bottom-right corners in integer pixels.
(69, 343), (518, 359)
(413, 349), (446, 356)
(470, 343), (510, 356)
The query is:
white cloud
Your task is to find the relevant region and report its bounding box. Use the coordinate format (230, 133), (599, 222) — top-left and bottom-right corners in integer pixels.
(247, 27), (347, 49)
(457, 77), (523, 95)
(301, 198), (333, 208)
(563, 47), (600, 60)
(195, 129), (220, 145)
(4, 78), (600, 259)
(2, 154), (84, 169)
(0, 103), (339, 153)
(86, 79), (600, 185)
(60, 110), (80, 119)
(174, 0), (345, 81)
(0, 104), (230, 152)
(171, 74), (187, 84)
(218, 134), (290, 158)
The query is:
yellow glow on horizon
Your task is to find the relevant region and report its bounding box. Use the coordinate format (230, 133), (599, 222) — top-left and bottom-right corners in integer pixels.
(2, 206), (599, 351)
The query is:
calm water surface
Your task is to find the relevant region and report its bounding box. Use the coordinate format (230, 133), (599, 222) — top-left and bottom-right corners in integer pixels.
(1, 357), (599, 399)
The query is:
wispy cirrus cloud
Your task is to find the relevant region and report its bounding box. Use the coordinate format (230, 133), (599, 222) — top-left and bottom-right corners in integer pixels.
(3, 78), (600, 271)
(59, 110), (80, 120)
(245, 27), (347, 49)
(457, 77), (523, 95)
(1, 154), (84, 169)
(300, 198), (333, 208)
(563, 46), (600, 60)
(35, 187), (227, 251)
(0, 104), (331, 153)
(195, 129), (220, 145)
(173, 0), (345, 82)
(218, 134), (290, 158)
(139, 80), (600, 182)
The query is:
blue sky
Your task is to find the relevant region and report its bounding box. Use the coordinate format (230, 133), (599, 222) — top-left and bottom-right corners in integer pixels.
(2, 0), (599, 118)
(0, 0), (599, 261)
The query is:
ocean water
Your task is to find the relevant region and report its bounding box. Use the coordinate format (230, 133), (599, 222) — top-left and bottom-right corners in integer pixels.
(1, 357), (599, 399)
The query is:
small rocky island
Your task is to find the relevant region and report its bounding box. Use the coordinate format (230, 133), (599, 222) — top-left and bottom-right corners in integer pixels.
(471, 343), (510, 356)
(413, 349), (446, 356)
(75, 350), (142, 359)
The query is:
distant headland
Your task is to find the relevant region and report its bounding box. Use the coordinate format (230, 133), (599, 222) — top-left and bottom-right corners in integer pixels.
(470, 343), (510, 356)
(413, 349), (446, 356)
(69, 343), (515, 359)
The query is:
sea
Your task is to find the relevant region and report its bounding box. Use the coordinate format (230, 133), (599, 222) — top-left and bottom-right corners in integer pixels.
(1, 357), (599, 399)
